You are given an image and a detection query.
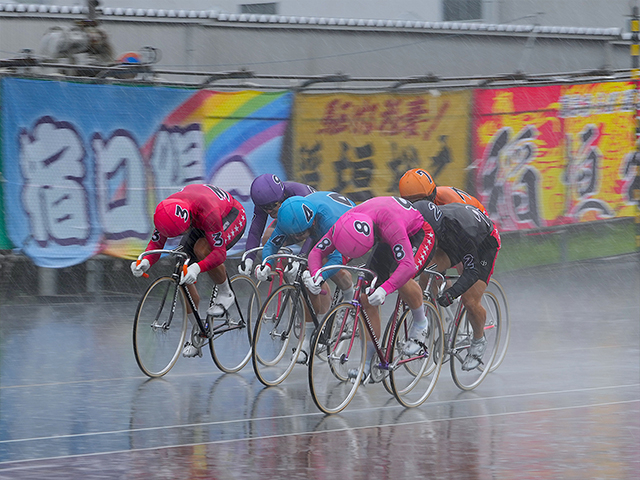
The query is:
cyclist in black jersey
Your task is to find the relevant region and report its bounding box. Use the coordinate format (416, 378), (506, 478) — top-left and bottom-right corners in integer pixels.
(413, 200), (501, 371)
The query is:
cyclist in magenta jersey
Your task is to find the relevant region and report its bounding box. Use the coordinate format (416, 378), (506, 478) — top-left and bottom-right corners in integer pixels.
(130, 184), (247, 358)
(307, 196), (438, 379)
(238, 173), (315, 276)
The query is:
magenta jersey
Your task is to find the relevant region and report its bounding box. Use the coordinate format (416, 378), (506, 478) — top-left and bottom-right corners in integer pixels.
(309, 196), (425, 294)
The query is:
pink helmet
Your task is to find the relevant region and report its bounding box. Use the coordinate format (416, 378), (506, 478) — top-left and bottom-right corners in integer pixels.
(332, 211), (374, 258)
(154, 198), (192, 238)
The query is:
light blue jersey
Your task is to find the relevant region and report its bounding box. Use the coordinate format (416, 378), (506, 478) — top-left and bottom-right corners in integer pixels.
(263, 191), (355, 279)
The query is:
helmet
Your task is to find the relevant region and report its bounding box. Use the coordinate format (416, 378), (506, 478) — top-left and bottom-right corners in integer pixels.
(399, 168), (436, 201)
(154, 198), (192, 238)
(277, 197), (316, 235)
(332, 211), (374, 258)
(250, 174), (285, 208)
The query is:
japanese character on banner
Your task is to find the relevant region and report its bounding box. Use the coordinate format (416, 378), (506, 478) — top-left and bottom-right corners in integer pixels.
(19, 116), (90, 247)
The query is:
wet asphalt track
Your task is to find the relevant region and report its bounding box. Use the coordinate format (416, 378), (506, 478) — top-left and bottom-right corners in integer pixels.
(0, 254), (638, 479)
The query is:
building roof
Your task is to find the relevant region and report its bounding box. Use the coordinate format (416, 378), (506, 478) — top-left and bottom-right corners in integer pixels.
(0, 2), (624, 38)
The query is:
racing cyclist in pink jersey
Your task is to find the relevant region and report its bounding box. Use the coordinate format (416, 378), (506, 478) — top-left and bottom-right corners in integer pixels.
(307, 196), (438, 381)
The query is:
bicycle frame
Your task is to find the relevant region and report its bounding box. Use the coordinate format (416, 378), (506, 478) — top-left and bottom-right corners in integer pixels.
(324, 267), (437, 378)
(137, 248), (248, 340)
(310, 265), (426, 379)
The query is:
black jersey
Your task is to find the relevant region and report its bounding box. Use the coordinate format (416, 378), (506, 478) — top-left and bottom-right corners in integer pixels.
(437, 203), (497, 298)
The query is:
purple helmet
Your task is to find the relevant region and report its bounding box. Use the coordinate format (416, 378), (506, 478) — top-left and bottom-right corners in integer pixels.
(250, 174), (285, 208)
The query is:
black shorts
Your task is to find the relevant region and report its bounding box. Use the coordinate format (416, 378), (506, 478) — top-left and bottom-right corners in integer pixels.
(180, 207), (246, 264)
(441, 232), (500, 285)
(366, 222), (435, 287)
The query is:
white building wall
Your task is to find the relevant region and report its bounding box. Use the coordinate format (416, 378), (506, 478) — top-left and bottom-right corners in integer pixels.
(26, 0), (640, 27)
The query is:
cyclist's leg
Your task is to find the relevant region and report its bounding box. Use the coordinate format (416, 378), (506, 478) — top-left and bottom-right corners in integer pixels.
(461, 232), (499, 340)
(307, 282), (332, 316)
(331, 267), (354, 301)
(460, 280), (487, 340)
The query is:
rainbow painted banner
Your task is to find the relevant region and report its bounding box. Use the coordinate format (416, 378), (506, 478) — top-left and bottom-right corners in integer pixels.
(1, 78), (292, 267)
(472, 82), (638, 232)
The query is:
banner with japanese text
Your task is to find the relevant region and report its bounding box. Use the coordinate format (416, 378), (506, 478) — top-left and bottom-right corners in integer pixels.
(1, 78), (292, 267)
(472, 82), (638, 232)
(291, 91), (472, 203)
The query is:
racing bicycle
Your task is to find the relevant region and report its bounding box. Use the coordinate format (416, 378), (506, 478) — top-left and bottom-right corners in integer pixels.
(132, 247), (259, 377)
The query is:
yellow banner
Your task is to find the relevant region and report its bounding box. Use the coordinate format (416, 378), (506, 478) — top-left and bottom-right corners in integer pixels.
(291, 91), (472, 202)
(560, 82), (638, 222)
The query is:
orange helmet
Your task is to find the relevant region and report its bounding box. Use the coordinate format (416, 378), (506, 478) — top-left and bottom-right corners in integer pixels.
(399, 168), (437, 201)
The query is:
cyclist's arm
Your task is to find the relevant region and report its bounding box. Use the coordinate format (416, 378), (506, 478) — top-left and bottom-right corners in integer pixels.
(299, 237), (314, 257)
(196, 216), (227, 272)
(261, 226), (288, 268)
(308, 232), (335, 277)
(143, 228), (168, 266)
(444, 236), (480, 299)
(378, 234), (417, 294)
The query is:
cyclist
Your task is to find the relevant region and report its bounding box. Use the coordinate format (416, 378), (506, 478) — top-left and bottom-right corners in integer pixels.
(398, 167), (488, 215)
(238, 173), (315, 276)
(255, 191), (356, 363)
(413, 200), (501, 371)
(307, 196), (438, 380)
(130, 183), (246, 358)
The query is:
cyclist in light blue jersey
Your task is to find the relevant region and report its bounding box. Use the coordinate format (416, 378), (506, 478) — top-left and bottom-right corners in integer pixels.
(255, 191), (356, 362)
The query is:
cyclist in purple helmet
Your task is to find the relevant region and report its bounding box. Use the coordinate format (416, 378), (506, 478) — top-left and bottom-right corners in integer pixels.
(238, 174), (315, 275)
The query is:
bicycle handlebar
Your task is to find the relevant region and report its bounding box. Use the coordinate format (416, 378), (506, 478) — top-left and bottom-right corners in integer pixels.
(421, 267), (447, 296)
(137, 249), (190, 278)
(313, 264), (378, 291)
(242, 246), (294, 263)
(261, 252), (307, 267)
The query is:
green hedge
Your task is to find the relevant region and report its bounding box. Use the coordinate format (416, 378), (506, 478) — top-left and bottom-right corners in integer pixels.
(494, 218), (637, 272)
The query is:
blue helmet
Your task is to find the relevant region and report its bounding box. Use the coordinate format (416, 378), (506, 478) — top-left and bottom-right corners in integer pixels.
(277, 197), (316, 235)
(250, 174), (285, 208)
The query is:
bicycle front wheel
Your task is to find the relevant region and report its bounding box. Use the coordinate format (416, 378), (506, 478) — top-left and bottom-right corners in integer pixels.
(486, 278), (510, 372)
(390, 301), (444, 408)
(133, 277), (188, 377)
(209, 274), (259, 373)
(252, 284), (305, 386)
(450, 291), (501, 390)
(308, 302), (366, 414)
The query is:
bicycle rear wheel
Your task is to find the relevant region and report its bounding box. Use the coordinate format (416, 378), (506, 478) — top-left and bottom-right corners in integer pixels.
(486, 278), (510, 372)
(252, 284), (305, 386)
(209, 274), (259, 373)
(450, 291), (501, 390)
(390, 301), (444, 408)
(133, 276), (188, 377)
(308, 303), (365, 414)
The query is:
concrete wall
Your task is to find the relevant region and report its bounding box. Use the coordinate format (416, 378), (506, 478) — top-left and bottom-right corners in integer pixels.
(0, 7), (629, 83)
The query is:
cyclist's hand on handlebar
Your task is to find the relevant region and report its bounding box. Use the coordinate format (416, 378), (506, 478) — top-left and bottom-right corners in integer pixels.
(367, 286), (387, 306)
(302, 270), (322, 295)
(284, 261), (300, 283)
(437, 290), (455, 308)
(255, 264), (272, 282)
(131, 259), (150, 277)
(180, 263), (201, 285)
(238, 257), (253, 276)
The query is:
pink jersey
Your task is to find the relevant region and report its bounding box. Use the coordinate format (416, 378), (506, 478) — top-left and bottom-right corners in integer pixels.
(309, 196), (425, 294)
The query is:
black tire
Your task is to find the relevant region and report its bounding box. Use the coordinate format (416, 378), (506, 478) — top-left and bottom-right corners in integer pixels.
(390, 301), (444, 407)
(308, 302), (366, 414)
(252, 284), (305, 386)
(133, 277), (188, 377)
(450, 291), (501, 390)
(209, 274), (259, 373)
